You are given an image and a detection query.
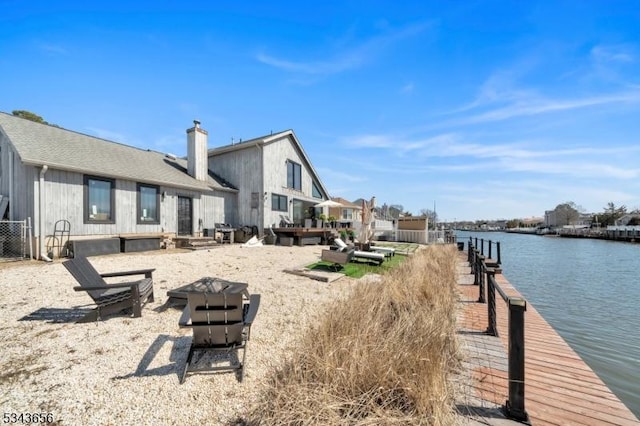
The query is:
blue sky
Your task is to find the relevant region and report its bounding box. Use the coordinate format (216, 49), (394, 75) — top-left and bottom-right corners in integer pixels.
(2, 1), (640, 222)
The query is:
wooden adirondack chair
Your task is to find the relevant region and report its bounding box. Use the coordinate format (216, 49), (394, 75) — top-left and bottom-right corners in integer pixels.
(63, 256), (155, 323)
(179, 290), (260, 383)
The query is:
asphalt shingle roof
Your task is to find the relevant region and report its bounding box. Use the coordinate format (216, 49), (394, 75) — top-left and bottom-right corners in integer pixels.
(0, 112), (236, 192)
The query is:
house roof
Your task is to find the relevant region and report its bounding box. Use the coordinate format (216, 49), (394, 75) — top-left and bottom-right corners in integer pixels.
(331, 197), (362, 209)
(208, 129), (330, 199)
(0, 112), (237, 192)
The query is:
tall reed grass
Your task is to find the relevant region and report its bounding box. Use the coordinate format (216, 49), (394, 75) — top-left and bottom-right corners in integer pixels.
(247, 244), (461, 425)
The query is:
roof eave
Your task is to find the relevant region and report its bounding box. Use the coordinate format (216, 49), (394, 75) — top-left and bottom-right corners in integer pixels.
(21, 159), (233, 193)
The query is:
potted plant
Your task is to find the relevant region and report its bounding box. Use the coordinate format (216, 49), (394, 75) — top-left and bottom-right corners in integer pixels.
(328, 215), (337, 228)
(304, 211), (313, 228)
(340, 230), (347, 241)
(348, 230), (355, 242)
(317, 213), (326, 228)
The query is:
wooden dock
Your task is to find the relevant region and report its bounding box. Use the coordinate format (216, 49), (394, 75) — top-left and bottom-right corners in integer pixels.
(456, 253), (639, 425)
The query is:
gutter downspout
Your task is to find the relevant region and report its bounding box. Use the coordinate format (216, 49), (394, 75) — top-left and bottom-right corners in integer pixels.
(256, 141), (264, 236)
(39, 165), (52, 262)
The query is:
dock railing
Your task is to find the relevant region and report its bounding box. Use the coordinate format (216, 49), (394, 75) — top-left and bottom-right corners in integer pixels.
(467, 237), (529, 423)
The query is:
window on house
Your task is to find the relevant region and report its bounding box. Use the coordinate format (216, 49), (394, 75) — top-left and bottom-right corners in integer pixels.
(287, 160), (302, 190)
(84, 175), (115, 223)
(342, 208), (353, 220)
(271, 193), (288, 211)
(312, 181), (322, 198)
(137, 183), (160, 224)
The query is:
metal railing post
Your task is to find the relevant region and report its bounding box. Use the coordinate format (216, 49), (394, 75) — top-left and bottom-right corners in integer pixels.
(505, 298), (528, 422)
(488, 240), (493, 260)
(485, 269), (497, 333)
(478, 262), (487, 303)
(480, 238), (485, 256)
(472, 250), (478, 282)
(497, 241), (502, 265)
(474, 254), (484, 285)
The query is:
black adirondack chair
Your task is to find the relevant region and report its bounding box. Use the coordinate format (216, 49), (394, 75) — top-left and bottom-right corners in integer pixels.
(178, 290), (260, 383)
(63, 256), (155, 323)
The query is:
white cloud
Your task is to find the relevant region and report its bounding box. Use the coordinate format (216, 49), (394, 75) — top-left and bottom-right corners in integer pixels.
(591, 45), (635, 64)
(400, 82), (415, 94)
(38, 43), (68, 56)
(256, 52), (362, 75)
(346, 132), (458, 152)
(501, 159), (640, 179)
(256, 21), (431, 76)
(458, 91), (640, 125)
(316, 167), (368, 183)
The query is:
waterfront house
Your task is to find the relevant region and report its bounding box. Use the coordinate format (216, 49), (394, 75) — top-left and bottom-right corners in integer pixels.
(0, 112), (329, 258)
(207, 129), (330, 231)
(614, 213), (640, 226)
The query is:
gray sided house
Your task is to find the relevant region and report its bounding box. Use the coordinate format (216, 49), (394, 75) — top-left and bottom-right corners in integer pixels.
(0, 113), (331, 259)
(208, 129), (330, 233)
(0, 113), (237, 258)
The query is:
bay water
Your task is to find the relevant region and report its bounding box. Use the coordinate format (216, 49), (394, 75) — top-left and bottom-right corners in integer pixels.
(457, 230), (640, 418)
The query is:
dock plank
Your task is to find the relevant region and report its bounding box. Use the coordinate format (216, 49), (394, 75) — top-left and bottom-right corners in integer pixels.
(456, 253), (639, 425)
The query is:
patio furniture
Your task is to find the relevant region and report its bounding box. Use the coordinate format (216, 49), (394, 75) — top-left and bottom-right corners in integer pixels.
(166, 277), (249, 306)
(62, 256), (155, 323)
(370, 245), (395, 257)
(321, 248), (354, 271)
(178, 280), (260, 383)
(333, 238), (385, 265)
(279, 215), (295, 227)
(214, 223), (236, 244)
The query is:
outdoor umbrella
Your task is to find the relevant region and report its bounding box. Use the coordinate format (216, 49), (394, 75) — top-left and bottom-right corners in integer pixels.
(314, 199), (343, 222)
(314, 199), (343, 208)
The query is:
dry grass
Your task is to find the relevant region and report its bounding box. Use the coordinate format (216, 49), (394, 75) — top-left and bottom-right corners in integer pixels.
(246, 244), (461, 425)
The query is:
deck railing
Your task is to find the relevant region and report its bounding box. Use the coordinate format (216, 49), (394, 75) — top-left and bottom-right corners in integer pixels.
(467, 237), (528, 423)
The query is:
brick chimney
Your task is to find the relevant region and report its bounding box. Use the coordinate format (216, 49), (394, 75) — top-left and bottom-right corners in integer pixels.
(186, 119), (208, 181)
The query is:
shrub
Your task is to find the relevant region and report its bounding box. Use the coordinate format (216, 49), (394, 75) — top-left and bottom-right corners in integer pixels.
(248, 245), (461, 425)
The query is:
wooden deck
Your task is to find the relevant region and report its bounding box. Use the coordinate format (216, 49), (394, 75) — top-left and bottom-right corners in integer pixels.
(457, 253), (640, 425)
(272, 227), (336, 246)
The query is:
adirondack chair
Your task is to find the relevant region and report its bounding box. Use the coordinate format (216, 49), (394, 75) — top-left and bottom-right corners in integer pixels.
(178, 290), (260, 383)
(63, 256), (155, 323)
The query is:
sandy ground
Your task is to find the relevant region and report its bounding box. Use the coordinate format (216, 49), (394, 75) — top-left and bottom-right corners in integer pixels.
(0, 245), (360, 425)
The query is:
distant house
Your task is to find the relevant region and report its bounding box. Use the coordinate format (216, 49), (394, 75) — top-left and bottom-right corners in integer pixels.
(615, 213), (640, 226)
(0, 113), (329, 258)
(327, 197), (362, 225)
(544, 209), (558, 228)
(521, 216), (544, 228)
